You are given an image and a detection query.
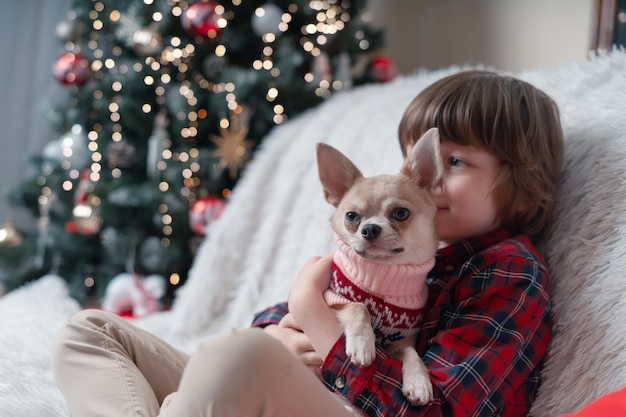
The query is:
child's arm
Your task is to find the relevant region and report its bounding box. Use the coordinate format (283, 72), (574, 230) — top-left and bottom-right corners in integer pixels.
(291, 249), (550, 417)
(288, 254), (343, 358)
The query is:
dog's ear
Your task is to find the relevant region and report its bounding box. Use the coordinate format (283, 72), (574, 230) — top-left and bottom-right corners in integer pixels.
(402, 127), (443, 192)
(316, 143), (363, 207)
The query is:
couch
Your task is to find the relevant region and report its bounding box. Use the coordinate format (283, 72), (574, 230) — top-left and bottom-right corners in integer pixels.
(1, 49), (626, 417)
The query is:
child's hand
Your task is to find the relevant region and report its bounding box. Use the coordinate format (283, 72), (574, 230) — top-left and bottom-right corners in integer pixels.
(288, 254), (343, 358)
(290, 254), (334, 301)
(263, 313), (323, 376)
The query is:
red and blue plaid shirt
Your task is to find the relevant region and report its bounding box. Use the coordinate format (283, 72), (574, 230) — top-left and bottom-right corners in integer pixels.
(252, 227), (551, 417)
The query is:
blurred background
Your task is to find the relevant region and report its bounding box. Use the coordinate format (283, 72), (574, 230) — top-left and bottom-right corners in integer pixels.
(0, 0), (593, 230)
(0, 0), (594, 304)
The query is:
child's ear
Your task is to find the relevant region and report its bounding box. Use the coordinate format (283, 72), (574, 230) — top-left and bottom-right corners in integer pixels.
(513, 192), (531, 214)
(316, 143), (363, 207)
(402, 128), (443, 192)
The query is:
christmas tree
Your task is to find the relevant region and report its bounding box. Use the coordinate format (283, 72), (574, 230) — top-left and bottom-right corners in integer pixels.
(0, 0), (391, 305)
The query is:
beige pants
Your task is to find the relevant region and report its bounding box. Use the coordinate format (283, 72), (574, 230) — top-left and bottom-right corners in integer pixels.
(51, 309), (361, 417)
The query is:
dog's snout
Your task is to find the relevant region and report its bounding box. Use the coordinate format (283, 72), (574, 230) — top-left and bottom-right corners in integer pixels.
(361, 224), (382, 241)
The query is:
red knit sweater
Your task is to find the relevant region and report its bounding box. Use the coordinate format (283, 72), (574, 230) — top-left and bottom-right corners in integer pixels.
(324, 237), (435, 347)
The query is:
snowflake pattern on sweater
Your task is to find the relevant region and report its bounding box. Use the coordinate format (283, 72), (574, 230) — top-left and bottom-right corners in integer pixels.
(324, 238), (434, 348)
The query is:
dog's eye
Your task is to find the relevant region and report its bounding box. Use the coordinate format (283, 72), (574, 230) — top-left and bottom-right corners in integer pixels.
(392, 207), (410, 221)
(345, 211), (360, 224)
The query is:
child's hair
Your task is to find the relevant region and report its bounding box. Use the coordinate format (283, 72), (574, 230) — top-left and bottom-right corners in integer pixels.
(398, 70), (564, 240)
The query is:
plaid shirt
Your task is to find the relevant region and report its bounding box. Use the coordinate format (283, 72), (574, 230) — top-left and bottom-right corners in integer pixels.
(252, 227), (551, 417)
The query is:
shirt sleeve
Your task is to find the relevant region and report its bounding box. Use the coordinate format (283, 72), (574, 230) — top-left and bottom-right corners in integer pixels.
(319, 251), (552, 417)
(250, 301), (289, 327)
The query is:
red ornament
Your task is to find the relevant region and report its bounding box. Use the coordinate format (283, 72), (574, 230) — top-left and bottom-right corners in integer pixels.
(53, 52), (92, 86)
(369, 55), (398, 83)
(65, 170), (102, 235)
(189, 196), (226, 235)
(182, 1), (222, 38)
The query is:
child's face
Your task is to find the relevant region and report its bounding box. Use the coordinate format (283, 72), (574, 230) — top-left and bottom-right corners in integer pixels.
(432, 141), (502, 247)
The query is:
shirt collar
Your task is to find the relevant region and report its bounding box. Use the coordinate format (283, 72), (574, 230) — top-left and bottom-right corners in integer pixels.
(433, 227), (515, 277)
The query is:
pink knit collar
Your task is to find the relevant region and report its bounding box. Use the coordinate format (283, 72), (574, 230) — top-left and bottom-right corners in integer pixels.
(333, 234), (435, 298)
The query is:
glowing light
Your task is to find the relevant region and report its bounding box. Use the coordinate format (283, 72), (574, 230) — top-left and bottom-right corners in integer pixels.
(215, 44), (226, 56)
(267, 87), (278, 99)
(170, 273), (181, 286)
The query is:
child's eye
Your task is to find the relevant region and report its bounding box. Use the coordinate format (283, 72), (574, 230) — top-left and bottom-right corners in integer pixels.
(448, 156), (467, 167)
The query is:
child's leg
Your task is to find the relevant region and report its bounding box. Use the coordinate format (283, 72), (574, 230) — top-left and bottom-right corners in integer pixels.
(51, 309), (189, 417)
(158, 327), (361, 417)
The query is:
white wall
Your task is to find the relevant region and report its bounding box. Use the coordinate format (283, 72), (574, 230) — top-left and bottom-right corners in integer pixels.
(366, 0), (594, 73)
(0, 0), (73, 229)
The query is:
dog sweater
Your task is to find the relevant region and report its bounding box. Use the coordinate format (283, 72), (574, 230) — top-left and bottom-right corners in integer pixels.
(324, 236), (435, 347)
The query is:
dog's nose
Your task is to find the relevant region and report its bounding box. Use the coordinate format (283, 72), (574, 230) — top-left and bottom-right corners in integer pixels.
(361, 224), (381, 241)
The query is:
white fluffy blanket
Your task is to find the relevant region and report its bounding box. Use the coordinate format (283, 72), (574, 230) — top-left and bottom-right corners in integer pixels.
(3, 50), (626, 417)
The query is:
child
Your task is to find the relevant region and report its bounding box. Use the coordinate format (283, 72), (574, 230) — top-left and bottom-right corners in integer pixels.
(51, 70), (564, 417)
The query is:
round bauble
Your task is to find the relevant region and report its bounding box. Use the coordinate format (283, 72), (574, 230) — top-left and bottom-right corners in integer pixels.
(133, 27), (163, 57)
(368, 55), (398, 83)
(66, 198), (103, 236)
(189, 196), (226, 235)
(182, 1), (222, 38)
(42, 124), (91, 171)
(251, 3), (284, 37)
(52, 52), (92, 86)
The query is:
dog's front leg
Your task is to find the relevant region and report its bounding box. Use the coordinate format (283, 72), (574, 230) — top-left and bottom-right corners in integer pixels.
(332, 303), (376, 367)
(393, 341), (433, 406)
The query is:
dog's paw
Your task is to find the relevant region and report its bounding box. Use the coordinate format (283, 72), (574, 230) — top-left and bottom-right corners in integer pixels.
(345, 331), (376, 367)
(402, 371), (433, 406)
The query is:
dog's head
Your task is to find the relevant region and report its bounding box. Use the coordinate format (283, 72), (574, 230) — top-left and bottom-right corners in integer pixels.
(317, 128), (442, 265)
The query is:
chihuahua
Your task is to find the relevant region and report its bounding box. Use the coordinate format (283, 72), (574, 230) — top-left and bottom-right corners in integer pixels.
(316, 128), (442, 406)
